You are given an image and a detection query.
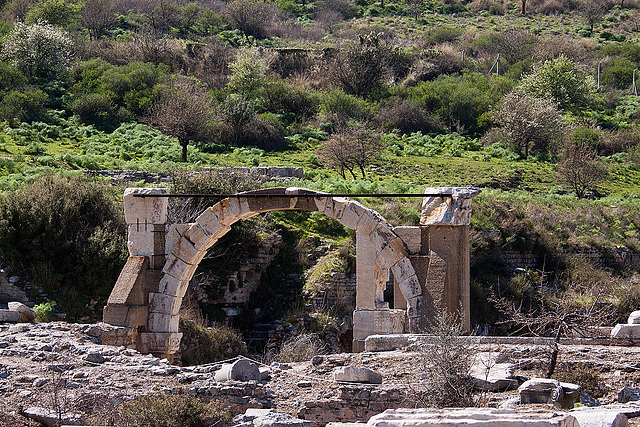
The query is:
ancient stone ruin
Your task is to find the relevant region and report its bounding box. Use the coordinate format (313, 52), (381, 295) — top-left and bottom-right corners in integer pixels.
(103, 186), (479, 358)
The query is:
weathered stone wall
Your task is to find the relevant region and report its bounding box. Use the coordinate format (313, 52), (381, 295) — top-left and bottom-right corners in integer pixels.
(475, 248), (640, 271)
(296, 386), (406, 426)
(85, 167), (304, 184)
(306, 273), (357, 311)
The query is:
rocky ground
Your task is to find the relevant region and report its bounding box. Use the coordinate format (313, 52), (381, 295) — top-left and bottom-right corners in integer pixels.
(2, 321), (640, 426)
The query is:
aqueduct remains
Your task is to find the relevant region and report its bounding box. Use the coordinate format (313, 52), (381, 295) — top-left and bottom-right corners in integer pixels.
(103, 186), (479, 358)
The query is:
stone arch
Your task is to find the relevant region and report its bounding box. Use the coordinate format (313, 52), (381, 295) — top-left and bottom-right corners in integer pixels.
(148, 187), (422, 339)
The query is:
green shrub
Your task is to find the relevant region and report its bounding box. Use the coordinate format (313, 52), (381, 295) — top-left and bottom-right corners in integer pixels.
(0, 88), (47, 122)
(0, 174), (127, 319)
(33, 300), (57, 322)
(180, 318), (247, 366)
(108, 393), (232, 427)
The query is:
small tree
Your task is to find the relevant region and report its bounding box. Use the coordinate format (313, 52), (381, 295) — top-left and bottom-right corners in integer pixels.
(557, 134), (608, 198)
(494, 89), (565, 158)
(219, 94), (256, 146)
(333, 32), (395, 99)
(223, 0), (278, 39)
(25, 0), (83, 28)
(144, 79), (215, 162)
(226, 48), (268, 97)
(317, 124), (384, 179)
(81, 0), (117, 39)
(1, 22), (73, 82)
(520, 55), (596, 113)
(577, 0), (607, 33)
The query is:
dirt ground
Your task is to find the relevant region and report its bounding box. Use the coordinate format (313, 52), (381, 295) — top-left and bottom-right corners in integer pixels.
(2, 322), (640, 425)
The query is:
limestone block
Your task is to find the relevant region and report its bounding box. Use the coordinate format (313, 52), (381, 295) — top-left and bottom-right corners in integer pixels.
(214, 359), (260, 382)
(333, 366), (382, 384)
(389, 309), (406, 334)
(406, 297), (422, 319)
(372, 223), (398, 250)
(314, 196), (329, 212)
(407, 316), (421, 333)
(165, 224), (189, 256)
(393, 226), (422, 255)
(470, 353), (518, 392)
(125, 305), (148, 328)
(356, 209), (386, 236)
(127, 227), (156, 257)
(157, 274), (189, 296)
(629, 311), (640, 324)
(147, 312), (180, 332)
(0, 309), (21, 323)
(184, 223), (212, 251)
(123, 187), (169, 224)
(397, 275), (422, 300)
(162, 254), (198, 282)
(611, 324), (640, 340)
(376, 238), (407, 270)
(570, 408), (629, 427)
(140, 331), (182, 353)
(103, 304), (129, 326)
(149, 293), (182, 315)
(390, 257), (415, 284)
(364, 334), (411, 352)
(195, 207), (223, 235)
(8, 301), (36, 322)
(340, 201), (367, 230)
(353, 310), (375, 341)
(324, 197), (348, 220)
(22, 406), (82, 427)
(420, 187), (480, 226)
(367, 408), (579, 427)
(172, 237), (204, 265)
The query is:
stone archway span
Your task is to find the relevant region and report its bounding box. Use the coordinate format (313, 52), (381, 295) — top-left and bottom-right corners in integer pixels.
(148, 187), (423, 339)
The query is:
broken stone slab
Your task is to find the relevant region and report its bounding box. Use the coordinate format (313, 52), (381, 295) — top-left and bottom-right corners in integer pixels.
(581, 391), (602, 407)
(8, 301), (36, 322)
(367, 408), (579, 427)
(518, 378), (581, 409)
(333, 366), (382, 384)
(0, 309), (21, 323)
(569, 407), (629, 427)
(233, 409), (313, 427)
(470, 353), (518, 392)
(22, 406), (83, 426)
(611, 324), (640, 340)
(215, 359), (260, 382)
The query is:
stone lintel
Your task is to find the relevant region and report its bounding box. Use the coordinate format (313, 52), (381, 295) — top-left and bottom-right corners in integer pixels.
(420, 186), (480, 226)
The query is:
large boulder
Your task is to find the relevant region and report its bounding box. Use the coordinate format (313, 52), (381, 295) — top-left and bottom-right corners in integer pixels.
(0, 309), (21, 323)
(8, 301), (36, 322)
(333, 366), (382, 384)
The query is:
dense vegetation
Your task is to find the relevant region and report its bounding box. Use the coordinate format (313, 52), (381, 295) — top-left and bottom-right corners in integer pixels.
(1, 0), (640, 334)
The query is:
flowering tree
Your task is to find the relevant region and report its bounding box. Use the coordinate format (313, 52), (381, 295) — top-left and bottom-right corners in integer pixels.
(1, 22), (74, 82)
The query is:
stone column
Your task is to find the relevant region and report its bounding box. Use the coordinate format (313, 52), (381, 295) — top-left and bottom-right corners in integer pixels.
(419, 187), (480, 333)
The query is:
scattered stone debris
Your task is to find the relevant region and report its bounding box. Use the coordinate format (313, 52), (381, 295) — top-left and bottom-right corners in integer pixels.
(5, 322), (640, 426)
